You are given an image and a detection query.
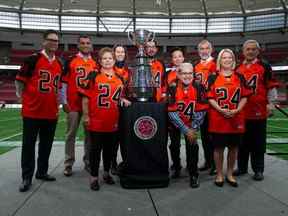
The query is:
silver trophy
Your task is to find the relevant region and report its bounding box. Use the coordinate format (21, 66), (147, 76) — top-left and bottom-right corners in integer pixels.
(128, 29), (155, 102)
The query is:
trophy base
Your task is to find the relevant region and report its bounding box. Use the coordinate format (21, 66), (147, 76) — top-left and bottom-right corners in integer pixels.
(130, 87), (155, 102)
(118, 102), (169, 189)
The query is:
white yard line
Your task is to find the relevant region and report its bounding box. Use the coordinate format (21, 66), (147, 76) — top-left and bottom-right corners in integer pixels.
(0, 117), (20, 122)
(0, 119), (66, 142)
(268, 124), (288, 130)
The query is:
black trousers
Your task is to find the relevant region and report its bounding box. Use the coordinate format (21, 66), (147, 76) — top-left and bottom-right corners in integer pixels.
(184, 136), (199, 177)
(89, 131), (118, 177)
(237, 119), (267, 173)
(111, 132), (120, 167)
(21, 117), (57, 180)
(200, 114), (214, 167)
(168, 125), (182, 170)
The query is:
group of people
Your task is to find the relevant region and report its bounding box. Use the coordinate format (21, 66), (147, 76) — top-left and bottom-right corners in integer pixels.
(15, 29), (278, 192)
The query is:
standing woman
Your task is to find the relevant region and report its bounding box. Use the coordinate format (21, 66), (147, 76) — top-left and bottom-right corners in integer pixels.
(207, 49), (251, 187)
(111, 44), (130, 173)
(166, 48), (185, 178)
(79, 47), (130, 191)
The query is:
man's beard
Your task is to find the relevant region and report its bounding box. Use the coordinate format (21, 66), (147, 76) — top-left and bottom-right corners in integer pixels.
(200, 54), (210, 60)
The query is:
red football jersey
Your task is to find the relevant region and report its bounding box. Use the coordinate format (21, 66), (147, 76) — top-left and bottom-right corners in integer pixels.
(207, 72), (251, 134)
(237, 59), (278, 120)
(194, 58), (216, 86)
(150, 59), (166, 102)
(168, 80), (207, 127)
(79, 72), (124, 132)
(16, 51), (62, 119)
(61, 53), (99, 112)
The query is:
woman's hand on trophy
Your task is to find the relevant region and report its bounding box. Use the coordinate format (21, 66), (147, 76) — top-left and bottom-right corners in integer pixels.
(120, 98), (132, 107)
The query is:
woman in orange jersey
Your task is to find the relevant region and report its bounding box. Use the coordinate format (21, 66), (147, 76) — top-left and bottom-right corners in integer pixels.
(79, 47), (130, 191)
(166, 48), (185, 178)
(113, 44), (130, 84)
(207, 49), (251, 187)
(111, 44), (130, 174)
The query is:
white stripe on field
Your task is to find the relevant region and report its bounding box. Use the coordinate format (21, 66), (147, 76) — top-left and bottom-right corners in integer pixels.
(268, 124), (288, 130)
(0, 132), (22, 142)
(0, 117), (20, 122)
(0, 119), (66, 142)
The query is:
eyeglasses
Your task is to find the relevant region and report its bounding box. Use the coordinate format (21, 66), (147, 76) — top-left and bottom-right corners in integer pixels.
(45, 38), (59, 43)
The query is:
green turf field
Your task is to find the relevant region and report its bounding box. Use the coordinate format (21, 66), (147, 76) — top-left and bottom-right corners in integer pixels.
(0, 108), (287, 158)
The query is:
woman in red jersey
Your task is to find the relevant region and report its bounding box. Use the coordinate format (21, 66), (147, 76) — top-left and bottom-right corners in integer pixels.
(79, 47), (130, 191)
(207, 49), (251, 187)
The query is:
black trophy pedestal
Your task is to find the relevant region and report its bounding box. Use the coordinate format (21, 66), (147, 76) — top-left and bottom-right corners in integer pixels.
(118, 102), (169, 189)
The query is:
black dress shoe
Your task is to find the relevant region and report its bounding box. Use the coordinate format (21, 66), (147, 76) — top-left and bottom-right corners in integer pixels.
(190, 176), (200, 188)
(225, 177), (238, 187)
(103, 175), (115, 185)
(35, 174), (56, 181)
(253, 172), (264, 181)
(214, 180), (224, 187)
(233, 169), (247, 176)
(90, 180), (100, 191)
(171, 169), (181, 179)
(19, 179), (32, 192)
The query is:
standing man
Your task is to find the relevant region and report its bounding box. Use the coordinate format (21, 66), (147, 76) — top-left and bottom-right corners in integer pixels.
(145, 40), (166, 102)
(235, 39), (278, 181)
(194, 40), (217, 174)
(15, 30), (62, 192)
(61, 35), (99, 176)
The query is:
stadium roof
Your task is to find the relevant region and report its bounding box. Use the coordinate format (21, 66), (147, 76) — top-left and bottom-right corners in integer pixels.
(0, 0), (287, 34)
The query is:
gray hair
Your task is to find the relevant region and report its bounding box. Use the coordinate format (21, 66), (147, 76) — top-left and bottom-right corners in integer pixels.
(243, 39), (260, 49)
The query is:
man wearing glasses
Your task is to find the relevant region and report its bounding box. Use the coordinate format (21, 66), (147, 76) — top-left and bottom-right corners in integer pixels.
(15, 30), (63, 192)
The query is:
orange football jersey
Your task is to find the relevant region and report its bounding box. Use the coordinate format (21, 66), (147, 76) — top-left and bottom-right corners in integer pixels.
(237, 59), (278, 120)
(61, 53), (99, 112)
(16, 52), (62, 119)
(79, 72), (124, 132)
(150, 59), (166, 102)
(168, 80), (207, 127)
(194, 58), (216, 86)
(207, 72), (252, 134)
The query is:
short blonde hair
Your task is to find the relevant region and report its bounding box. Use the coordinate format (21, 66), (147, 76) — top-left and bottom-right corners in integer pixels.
(98, 47), (115, 60)
(216, 48), (236, 71)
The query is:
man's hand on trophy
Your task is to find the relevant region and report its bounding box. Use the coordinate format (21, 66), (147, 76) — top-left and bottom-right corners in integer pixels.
(120, 98), (132, 107)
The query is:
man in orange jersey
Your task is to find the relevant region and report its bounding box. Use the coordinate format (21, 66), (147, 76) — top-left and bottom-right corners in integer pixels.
(234, 40), (279, 181)
(15, 30), (63, 192)
(194, 40), (217, 174)
(168, 63), (207, 188)
(145, 40), (166, 102)
(61, 35), (99, 176)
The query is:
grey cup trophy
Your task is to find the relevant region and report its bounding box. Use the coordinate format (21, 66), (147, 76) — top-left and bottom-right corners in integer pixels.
(128, 29), (155, 102)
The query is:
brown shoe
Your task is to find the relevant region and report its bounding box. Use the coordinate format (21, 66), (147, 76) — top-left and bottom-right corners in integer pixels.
(64, 166), (72, 177)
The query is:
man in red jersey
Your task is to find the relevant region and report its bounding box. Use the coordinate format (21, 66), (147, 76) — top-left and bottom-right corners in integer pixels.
(15, 30), (63, 192)
(194, 40), (217, 174)
(61, 35), (99, 176)
(234, 40), (279, 181)
(145, 40), (166, 102)
(168, 63), (207, 188)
